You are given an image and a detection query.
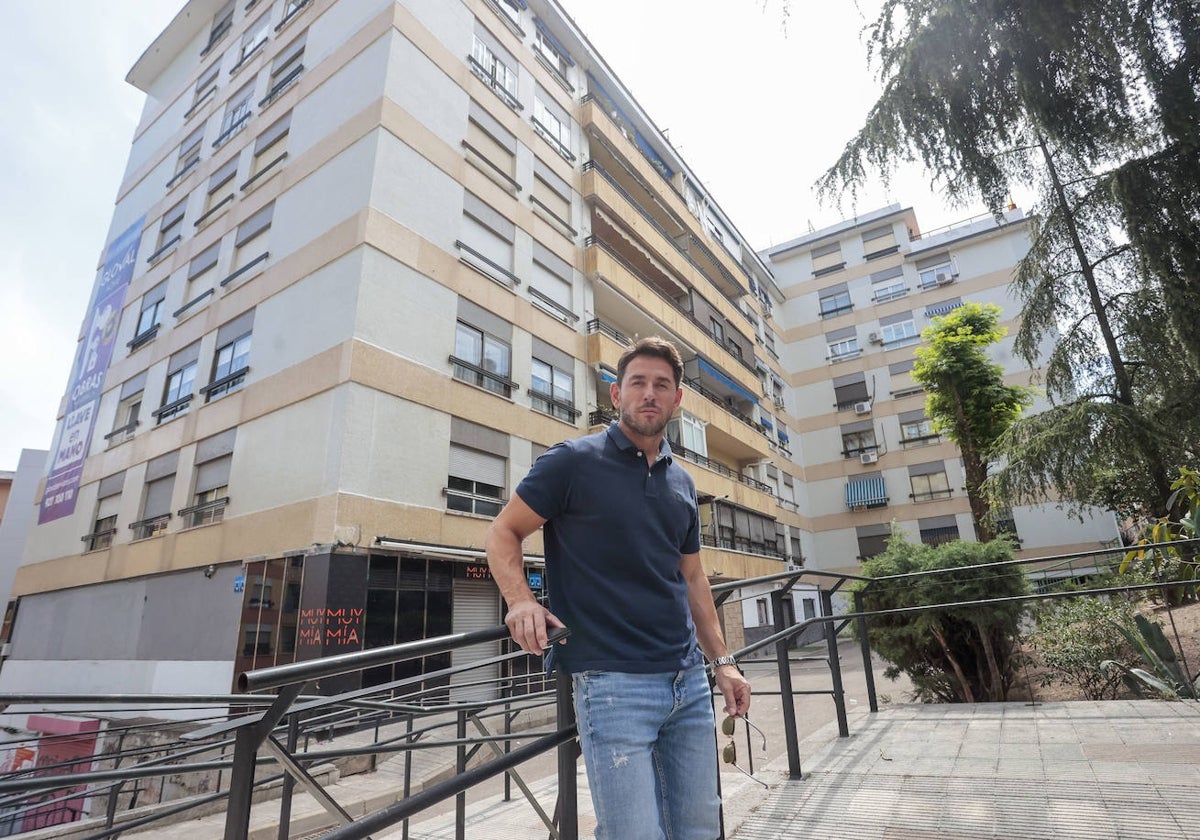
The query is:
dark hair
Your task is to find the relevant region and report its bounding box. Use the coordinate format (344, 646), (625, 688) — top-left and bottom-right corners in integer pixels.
(616, 336), (684, 387)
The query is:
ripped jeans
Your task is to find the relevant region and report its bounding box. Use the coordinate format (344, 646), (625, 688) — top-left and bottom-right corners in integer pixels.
(572, 665), (720, 840)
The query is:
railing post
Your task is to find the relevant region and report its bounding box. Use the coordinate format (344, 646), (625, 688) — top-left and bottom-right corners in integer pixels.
(555, 669), (578, 840)
(276, 713), (300, 840)
(771, 588), (802, 778)
(402, 713), (414, 840)
(823, 590), (850, 738)
(456, 709), (467, 840)
(854, 589), (879, 713)
(224, 727), (260, 840)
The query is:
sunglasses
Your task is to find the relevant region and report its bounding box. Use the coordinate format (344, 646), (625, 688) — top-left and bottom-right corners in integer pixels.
(720, 715), (768, 786)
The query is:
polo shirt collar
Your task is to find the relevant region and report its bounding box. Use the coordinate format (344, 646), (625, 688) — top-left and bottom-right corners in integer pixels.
(607, 421), (674, 463)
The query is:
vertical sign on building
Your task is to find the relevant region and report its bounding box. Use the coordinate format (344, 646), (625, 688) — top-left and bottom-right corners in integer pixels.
(40, 217), (145, 524)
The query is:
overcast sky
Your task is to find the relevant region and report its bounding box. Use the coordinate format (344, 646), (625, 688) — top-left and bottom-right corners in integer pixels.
(0, 0), (1007, 471)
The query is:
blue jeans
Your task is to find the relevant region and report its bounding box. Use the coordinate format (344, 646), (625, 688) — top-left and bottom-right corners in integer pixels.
(572, 665), (720, 840)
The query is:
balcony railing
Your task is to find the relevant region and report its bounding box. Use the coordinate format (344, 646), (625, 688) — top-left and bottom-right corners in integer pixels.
(586, 317), (629, 346)
(450, 355), (517, 398)
(667, 441), (771, 493)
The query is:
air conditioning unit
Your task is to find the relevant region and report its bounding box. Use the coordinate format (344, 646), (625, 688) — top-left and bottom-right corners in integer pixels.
(860, 451), (879, 465)
(935, 272), (955, 285)
(853, 401), (872, 415)
(868, 331), (882, 344)
(785, 563), (802, 572)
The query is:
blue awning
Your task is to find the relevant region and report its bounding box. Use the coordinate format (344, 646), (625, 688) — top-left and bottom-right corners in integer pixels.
(533, 18), (575, 66)
(846, 477), (888, 509)
(510, 0), (528, 7)
(925, 301), (963, 317)
(634, 131), (675, 180)
(760, 416), (774, 430)
(697, 358), (759, 405)
(778, 431), (789, 442)
(599, 367), (617, 384)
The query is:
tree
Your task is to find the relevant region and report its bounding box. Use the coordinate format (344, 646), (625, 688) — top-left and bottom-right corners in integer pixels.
(852, 535), (1030, 703)
(911, 302), (1032, 540)
(1029, 594), (1140, 700)
(817, 0), (1200, 521)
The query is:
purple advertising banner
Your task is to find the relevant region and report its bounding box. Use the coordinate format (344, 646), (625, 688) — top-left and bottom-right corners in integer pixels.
(39, 217), (145, 524)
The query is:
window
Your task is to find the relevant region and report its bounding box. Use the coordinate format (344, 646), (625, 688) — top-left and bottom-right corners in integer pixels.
(216, 84), (253, 147)
(188, 241), (221, 287)
(530, 158), (572, 233)
(236, 13), (270, 67)
(870, 265), (907, 302)
(454, 321), (513, 397)
(132, 454), (177, 539)
(710, 317), (724, 344)
(155, 200), (186, 254)
(833, 374), (869, 410)
(186, 456), (231, 527)
(919, 515), (960, 546)
(827, 334), (860, 362)
(756, 599), (769, 626)
(856, 524), (890, 560)
(281, 0), (311, 27)
(156, 345), (200, 423)
(447, 443), (505, 517)
(243, 624), (273, 656)
(880, 318), (919, 347)
(530, 241), (574, 319)
(263, 33), (305, 106)
(248, 111), (290, 185)
(530, 340), (577, 421)
(199, 156), (238, 223)
(226, 202), (273, 285)
(533, 93), (573, 160)
(712, 501), (781, 558)
(190, 62), (220, 116)
(916, 253), (955, 289)
(818, 284), (852, 318)
(841, 423), (877, 457)
(130, 282), (167, 348)
(206, 311), (253, 400)
(900, 414), (939, 446)
(171, 127), (205, 186)
(862, 224), (898, 258)
(910, 463), (952, 502)
(811, 241), (844, 276)
(533, 19), (572, 82)
(104, 382), (144, 452)
(471, 30), (519, 108)
(465, 101), (517, 189)
(85, 472), (124, 551)
(204, 1), (234, 53)
(458, 192), (516, 286)
(667, 410), (707, 458)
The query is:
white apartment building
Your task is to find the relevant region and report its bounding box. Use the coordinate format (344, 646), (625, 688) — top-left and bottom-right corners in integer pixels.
(762, 205), (1118, 578)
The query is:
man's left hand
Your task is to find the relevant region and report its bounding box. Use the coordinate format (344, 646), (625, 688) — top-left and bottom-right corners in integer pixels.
(715, 665), (751, 717)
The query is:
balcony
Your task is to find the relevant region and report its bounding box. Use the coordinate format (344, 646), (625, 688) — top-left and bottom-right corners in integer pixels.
(581, 160), (750, 321)
(580, 97), (756, 299)
(585, 237), (757, 383)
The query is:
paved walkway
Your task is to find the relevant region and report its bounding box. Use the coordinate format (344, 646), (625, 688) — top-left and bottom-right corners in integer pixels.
(398, 700), (1200, 840)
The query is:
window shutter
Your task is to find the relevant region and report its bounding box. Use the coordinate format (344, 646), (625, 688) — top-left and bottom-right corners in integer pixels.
(449, 444), (505, 486)
(195, 454), (232, 493)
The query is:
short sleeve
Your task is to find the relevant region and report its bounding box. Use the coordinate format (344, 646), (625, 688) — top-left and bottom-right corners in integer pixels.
(680, 480), (701, 554)
(513, 441), (574, 522)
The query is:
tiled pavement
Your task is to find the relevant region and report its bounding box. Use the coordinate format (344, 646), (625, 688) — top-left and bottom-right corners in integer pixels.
(123, 697), (1200, 838)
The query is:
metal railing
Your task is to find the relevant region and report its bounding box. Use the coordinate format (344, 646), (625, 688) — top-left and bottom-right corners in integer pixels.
(6, 539), (1199, 838)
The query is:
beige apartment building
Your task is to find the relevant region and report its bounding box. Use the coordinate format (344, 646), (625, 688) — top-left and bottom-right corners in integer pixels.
(4, 0), (1114, 698)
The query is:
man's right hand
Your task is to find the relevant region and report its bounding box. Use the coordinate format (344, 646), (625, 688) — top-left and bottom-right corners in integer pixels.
(504, 599), (566, 655)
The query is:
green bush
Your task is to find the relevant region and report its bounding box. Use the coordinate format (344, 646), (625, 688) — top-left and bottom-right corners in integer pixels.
(1029, 595), (1140, 700)
(852, 534), (1029, 703)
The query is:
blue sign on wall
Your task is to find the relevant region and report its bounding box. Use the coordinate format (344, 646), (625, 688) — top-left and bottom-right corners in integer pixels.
(527, 571), (544, 590)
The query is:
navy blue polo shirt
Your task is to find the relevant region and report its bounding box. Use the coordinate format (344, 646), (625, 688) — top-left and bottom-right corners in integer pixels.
(515, 422), (703, 674)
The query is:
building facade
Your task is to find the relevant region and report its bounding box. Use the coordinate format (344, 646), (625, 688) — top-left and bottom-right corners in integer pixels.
(761, 205), (1118, 579)
(5, 1), (1115, 697)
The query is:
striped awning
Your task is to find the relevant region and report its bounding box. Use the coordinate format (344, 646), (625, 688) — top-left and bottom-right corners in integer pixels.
(925, 301), (963, 317)
(846, 477), (888, 509)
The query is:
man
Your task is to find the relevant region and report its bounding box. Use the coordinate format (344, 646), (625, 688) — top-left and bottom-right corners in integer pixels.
(486, 336), (751, 840)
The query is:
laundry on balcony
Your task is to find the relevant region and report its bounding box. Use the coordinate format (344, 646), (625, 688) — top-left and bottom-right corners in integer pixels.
(846, 476), (888, 509)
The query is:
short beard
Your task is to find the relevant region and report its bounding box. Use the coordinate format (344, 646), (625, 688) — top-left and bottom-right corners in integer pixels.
(619, 405), (670, 439)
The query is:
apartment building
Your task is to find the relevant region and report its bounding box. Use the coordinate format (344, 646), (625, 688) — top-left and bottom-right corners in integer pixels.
(6, 0), (808, 698)
(762, 205), (1118, 579)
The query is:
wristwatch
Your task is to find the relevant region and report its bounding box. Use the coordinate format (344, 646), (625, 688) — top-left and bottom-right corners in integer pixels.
(711, 654), (738, 669)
